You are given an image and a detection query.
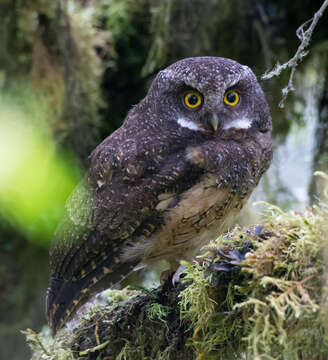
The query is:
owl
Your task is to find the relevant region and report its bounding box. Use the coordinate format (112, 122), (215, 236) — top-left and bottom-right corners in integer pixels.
(46, 56), (273, 334)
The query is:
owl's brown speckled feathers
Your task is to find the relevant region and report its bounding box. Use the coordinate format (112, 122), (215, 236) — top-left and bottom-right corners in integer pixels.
(46, 57), (273, 334)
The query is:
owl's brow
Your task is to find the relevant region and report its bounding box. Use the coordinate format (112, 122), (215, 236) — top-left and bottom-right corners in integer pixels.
(225, 66), (252, 89)
(185, 72), (248, 92)
(157, 70), (201, 92)
(182, 77), (203, 92)
(225, 72), (244, 89)
(160, 67), (250, 93)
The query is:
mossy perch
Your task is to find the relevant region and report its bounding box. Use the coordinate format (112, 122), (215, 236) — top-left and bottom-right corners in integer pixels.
(26, 186), (328, 359)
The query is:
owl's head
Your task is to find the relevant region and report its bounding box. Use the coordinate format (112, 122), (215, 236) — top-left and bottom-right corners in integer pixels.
(145, 56), (271, 137)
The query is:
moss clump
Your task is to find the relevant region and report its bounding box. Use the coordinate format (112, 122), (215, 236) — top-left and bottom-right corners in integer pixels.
(24, 288), (142, 359)
(25, 175), (328, 359)
(146, 303), (169, 324)
(179, 190), (328, 359)
(23, 327), (74, 360)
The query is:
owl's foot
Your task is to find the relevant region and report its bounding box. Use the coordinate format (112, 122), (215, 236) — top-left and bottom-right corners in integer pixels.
(211, 241), (253, 272)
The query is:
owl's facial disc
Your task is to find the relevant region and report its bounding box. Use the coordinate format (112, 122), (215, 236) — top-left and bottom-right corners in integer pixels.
(178, 89), (221, 133)
(158, 61), (266, 134)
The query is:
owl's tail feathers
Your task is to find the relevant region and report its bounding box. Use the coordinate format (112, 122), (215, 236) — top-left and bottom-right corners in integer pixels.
(46, 257), (140, 336)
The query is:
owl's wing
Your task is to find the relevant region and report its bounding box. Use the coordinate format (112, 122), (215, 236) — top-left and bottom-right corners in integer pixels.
(46, 136), (201, 334)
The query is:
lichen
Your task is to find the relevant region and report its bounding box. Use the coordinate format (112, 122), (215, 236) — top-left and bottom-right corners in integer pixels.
(178, 174), (328, 359)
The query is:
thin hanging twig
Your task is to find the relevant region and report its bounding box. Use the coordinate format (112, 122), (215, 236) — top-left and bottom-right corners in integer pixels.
(261, 0), (328, 108)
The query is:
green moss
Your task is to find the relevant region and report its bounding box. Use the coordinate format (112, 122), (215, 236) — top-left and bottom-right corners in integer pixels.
(25, 173), (328, 359)
(23, 327), (74, 360)
(26, 194), (328, 359)
(178, 186), (328, 359)
(26, 192), (328, 359)
(103, 287), (140, 303)
(116, 341), (143, 360)
(115, 340), (170, 360)
(146, 303), (169, 323)
(179, 261), (216, 329)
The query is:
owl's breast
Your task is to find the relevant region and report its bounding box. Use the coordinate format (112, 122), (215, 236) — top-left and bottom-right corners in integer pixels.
(120, 135), (271, 268)
(137, 173), (252, 266)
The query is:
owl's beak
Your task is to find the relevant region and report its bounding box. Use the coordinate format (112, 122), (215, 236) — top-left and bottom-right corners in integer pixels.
(209, 114), (219, 132)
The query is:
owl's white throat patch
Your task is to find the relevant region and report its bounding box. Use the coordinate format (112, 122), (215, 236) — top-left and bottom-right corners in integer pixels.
(223, 117), (251, 130)
(177, 117), (201, 131)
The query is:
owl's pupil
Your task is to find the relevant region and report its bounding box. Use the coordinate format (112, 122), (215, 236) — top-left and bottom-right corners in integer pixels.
(227, 92), (236, 103)
(188, 95), (198, 105)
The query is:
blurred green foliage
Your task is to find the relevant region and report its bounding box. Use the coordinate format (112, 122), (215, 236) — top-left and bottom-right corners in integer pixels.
(0, 0), (104, 162)
(95, 0), (151, 132)
(97, 0), (147, 41)
(0, 87), (81, 245)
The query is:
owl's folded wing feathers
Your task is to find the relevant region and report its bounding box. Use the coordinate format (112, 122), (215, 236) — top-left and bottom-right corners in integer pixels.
(47, 137), (203, 334)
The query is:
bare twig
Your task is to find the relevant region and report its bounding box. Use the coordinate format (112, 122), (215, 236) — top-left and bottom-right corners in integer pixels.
(262, 0), (328, 108)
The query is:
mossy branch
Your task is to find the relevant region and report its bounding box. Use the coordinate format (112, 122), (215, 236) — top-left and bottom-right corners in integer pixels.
(27, 180), (328, 359)
(262, 0), (328, 108)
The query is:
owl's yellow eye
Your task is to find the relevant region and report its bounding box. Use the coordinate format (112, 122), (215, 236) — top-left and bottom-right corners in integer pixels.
(184, 91), (202, 109)
(224, 90), (239, 106)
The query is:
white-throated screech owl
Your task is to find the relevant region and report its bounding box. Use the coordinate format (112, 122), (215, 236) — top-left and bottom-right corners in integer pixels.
(46, 56), (273, 334)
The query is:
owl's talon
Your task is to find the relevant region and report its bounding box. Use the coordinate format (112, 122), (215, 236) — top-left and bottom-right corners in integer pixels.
(172, 264), (187, 286)
(213, 242), (253, 272)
